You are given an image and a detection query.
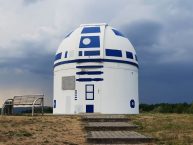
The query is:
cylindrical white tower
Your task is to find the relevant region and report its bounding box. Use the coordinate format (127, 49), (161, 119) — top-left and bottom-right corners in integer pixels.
(53, 23), (139, 114)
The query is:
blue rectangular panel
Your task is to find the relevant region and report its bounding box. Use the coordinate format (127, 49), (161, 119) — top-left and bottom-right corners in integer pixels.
(84, 50), (100, 56)
(79, 51), (83, 56)
(79, 36), (100, 48)
(126, 51), (133, 59)
(86, 105), (94, 113)
(55, 53), (62, 61)
(54, 100), (56, 108)
(81, 27), (100, 33)
(112, 29), (125, 37)
(106, 49), (122, 57)
(76, 65), (103, 69)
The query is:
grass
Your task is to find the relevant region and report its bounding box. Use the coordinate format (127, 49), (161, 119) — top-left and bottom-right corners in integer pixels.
(0, 114), (193, 145)
(0, 115), (87, 145)
(130, 113), (193, 145)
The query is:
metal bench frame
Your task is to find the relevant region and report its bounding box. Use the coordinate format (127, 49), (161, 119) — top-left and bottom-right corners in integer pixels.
(1, 94), (44, 116)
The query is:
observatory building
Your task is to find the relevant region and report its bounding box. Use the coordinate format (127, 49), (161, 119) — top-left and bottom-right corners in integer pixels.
(53, 23), (139, 114)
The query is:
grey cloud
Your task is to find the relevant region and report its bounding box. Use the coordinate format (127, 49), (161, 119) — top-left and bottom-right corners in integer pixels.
(120, 17), (193, 103)
(121, 20), (163, 48)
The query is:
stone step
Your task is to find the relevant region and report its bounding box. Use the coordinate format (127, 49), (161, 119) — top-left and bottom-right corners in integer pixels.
(82, 114), (130, 122)
(87, 131), (154, 144)
(85, 122), (138, 131)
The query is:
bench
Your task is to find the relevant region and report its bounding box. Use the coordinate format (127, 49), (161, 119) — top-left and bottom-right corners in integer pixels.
(1, 94), (44, 116)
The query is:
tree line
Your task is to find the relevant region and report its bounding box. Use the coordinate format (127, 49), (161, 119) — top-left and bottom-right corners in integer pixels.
(140, 103), (193, 114)
(1, 103), (193, 114)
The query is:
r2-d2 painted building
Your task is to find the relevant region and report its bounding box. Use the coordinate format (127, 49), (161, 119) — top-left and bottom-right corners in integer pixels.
(53, 23), (139, 114)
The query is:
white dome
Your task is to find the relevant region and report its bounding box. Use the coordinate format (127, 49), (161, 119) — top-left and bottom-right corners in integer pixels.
(54, 23), (138, 68)
(53, 23), (139, 114)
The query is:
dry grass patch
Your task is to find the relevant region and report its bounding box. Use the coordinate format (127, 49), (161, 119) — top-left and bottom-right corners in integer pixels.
(0, 115), (87, 145)
(130, 113), (193, 145)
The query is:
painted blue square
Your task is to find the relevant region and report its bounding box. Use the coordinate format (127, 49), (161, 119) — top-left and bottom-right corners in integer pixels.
(106, 49), (122, 57)
(79, 36), (100, 48)
(86, 105), (94, 113)
(84, 50), (100, 56)
(55, 53), (62, 61)
(81, 27), (100, 33)
(112, 29), (125, 37)
(126, 51), (133, 59)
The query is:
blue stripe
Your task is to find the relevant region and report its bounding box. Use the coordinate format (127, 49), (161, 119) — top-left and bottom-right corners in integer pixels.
(76, 78), (103, 82)
(54, 59), (138, 68)
(64, 51), (68, 58)
(126, 51), (133, 59)
(76, 65), (104, 69)
(106, 49), (122, 57)
(81, 27), (100, 33)
(55, 53), (62, 61)
(76, 71), (103, 75)
(65, 31), (72, 38)
(84, 50), (100, 56)
(112, 29), (125, 38)
(135, 55), (138, 61)
(79, 36), (100, 48)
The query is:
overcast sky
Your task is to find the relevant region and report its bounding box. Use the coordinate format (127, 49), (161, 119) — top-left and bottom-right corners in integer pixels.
(0, 0), (193, 106)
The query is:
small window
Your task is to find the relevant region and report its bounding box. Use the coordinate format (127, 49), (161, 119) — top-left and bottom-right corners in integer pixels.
(84, 50), (100, 56)
(106, 49), (122, 57)
(62, 76), (75, 90)
(55, 53), (62, 61)
(81, 27), (100, 33)
(126, 51), (133, 59)
(85, 84), (94, 100)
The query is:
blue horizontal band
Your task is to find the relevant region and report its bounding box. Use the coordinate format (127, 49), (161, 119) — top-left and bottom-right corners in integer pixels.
(54, 59), (138, 68)
(76, 71), (103, 75)
(76, 78), (103, 82)
(76, 65), (103, 69)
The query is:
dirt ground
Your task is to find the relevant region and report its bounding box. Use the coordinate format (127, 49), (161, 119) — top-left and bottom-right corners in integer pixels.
(0, 114), (193, 145)
(0, 115), (87, 145)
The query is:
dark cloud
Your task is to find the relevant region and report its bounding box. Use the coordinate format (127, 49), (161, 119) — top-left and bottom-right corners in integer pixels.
(121, 20), (163, 48)
(121, 18), (193, 104)
(0, 41), (54, 76)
